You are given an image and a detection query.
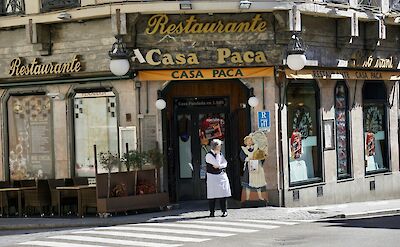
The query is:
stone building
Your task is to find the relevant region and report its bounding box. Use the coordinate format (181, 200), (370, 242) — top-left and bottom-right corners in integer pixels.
(0, 0), (399, 207)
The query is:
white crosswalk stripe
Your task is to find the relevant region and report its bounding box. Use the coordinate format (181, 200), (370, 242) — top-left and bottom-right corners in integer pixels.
(19, 241), (109, 247)
(134, 222), (259, 233)
(95, 225), (235, 237)
(18, 219), (295, 247)
(49, 235), (182, 247)
(238, 219), (299, 225)
(181, 220), (280, 229)
(72, 230), (210, 242)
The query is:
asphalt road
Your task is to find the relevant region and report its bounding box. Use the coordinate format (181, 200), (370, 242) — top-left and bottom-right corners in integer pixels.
(1, 214), (399, 247)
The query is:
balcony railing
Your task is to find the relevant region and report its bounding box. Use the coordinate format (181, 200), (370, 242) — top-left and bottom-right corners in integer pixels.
(358, 0), (382, 12)
(41, 0), (80, 13)
(390, 0), (400, 12)
(0, 0), (25, 16)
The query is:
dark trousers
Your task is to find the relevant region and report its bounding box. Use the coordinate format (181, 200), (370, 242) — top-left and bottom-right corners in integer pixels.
(209, 197), (227, 213)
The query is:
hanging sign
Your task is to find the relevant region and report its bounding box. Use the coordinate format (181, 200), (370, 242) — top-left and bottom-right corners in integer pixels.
(138, 67), (273, 81)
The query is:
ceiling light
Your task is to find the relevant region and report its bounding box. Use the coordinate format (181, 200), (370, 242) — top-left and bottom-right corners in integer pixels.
(239, 0), (252, 9)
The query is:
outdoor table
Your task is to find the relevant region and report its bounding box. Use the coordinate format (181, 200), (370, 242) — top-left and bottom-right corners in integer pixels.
(56, 185), (96, 217)
(0, 187), (36, 217)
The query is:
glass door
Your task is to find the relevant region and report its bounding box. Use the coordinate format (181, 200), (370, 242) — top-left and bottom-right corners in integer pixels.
(176, 110), (227, 201)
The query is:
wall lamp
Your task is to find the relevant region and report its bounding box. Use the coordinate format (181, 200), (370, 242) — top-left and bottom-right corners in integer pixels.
(155, 90), (167, 110)
(180, 1), (192, 10)
(108, 35), (132, 76)
(286, 32), (307, 71)
(239, 0), (252, 9)
(57, 12), (71, 20)
(248, 88), (259, 107)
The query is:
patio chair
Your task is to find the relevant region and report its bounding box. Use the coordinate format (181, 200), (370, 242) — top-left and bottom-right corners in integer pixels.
(0, 181), (11, 216)
(22, 179), (50, 216)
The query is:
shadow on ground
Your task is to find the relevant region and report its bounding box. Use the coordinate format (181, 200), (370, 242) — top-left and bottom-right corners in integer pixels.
(324, 215), (400, 230)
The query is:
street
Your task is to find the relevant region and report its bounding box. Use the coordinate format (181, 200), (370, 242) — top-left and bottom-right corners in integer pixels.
(0, 214), (399, 247)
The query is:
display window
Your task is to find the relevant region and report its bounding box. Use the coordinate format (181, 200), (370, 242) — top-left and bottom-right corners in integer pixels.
(8, 95), (54, 180)
(287, 80), (322, 185)
(74, 91), (118, 177)
(362, 81), (389, 174)
(335, 81), (352, 179)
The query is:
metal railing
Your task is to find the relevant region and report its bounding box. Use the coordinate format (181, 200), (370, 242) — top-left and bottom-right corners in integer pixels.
(390, 0), (400, 12)
(41, 0), (81, 13)
(0, 0), (24, 16)
(358, 0), (382, 12)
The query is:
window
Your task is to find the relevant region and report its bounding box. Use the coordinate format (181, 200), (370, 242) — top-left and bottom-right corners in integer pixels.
(363, 81), (389, 173)
(335, 81), (351, 179)
(287, 81), (322, 185)
(8, 95), (54, 180)
(74, 92), (118, 177)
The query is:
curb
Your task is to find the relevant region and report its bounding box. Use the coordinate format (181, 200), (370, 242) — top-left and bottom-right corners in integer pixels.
(321, 208), (400, 220)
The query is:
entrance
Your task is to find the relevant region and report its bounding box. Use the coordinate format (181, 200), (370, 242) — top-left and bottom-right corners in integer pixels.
(175, 97), (229, 200)
(163, 80), (250, 202)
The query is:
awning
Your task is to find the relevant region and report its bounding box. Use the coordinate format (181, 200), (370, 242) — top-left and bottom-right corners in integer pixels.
(138, 67), (274, 81)
(285, 69), (400, 81)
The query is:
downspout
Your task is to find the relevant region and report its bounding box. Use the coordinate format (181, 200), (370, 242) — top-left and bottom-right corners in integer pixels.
(276, 66), (286, 207)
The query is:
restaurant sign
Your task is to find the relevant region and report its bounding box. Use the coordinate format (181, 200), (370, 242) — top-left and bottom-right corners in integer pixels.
(138, 67), (273, 81)
(9, 55), (82, 77)
(286, 69), (400, 81)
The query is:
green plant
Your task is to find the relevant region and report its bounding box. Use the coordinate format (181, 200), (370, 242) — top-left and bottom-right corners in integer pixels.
(145, 148), (164, 169)
(122, 150), (147, 171)
(99, 151), (120, 198)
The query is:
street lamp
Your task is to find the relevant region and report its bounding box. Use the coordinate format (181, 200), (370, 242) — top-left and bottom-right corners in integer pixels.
(248, 88), (259, 107)
(286, 33), (307, 71)
(155, 90), (166, 110)
(109, 35), (131, 76)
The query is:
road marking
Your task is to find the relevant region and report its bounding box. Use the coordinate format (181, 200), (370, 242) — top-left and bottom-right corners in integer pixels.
(96, 226), (234, 237)
(73, 230), (209, 242)
(133, 222), (258, 233)
(182, 220), (280, 229)
(19, 241), (109, 247)
(48, 235), (181, 247)
(238, 219), (299, 225)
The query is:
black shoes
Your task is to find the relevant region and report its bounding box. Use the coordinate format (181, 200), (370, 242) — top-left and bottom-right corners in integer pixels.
(221, 211), (228, 217)
(209, 212), (215, 217)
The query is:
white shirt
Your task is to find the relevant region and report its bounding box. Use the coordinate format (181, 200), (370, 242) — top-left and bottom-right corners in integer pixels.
(206, 150), (227, 169)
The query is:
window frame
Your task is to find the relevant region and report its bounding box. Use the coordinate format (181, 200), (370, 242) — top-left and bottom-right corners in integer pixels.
(286, 80), (323, 187)
(362, 81), (390, 175)
(334, 80), (352, 180)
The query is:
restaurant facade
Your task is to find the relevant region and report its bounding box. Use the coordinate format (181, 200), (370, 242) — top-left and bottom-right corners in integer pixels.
(0, 2), (399, 208)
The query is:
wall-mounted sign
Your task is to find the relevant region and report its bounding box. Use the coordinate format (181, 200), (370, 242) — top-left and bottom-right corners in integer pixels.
(257, 111), (271, 130)
(9, 55), (82, 77)
(138, 67), (273, 81)
(349, 51), (395, 69)
(286, 69), (400, 81)
(145, 14), (267, 35)
(132, 48), (267, 66)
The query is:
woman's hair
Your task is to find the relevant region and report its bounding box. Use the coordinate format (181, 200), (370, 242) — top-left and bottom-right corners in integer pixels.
(210, 139), (223, 150)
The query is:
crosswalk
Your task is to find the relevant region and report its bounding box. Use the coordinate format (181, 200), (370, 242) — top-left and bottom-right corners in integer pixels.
(19, 219), (299, 247)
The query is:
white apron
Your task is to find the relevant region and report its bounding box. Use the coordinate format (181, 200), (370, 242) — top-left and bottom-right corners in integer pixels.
(207, 172), (231, 199)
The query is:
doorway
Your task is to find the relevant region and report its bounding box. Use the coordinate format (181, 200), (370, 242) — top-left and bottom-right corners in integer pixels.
(163, 80), (250, 202)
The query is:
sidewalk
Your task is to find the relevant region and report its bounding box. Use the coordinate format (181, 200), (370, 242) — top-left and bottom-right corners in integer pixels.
(1, 199), (400, 230)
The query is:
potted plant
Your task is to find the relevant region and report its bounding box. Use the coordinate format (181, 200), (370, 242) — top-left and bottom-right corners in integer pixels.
(122, 150), (147, 195)
(99, 151), (120, 198)
(145, 147), (164, 193)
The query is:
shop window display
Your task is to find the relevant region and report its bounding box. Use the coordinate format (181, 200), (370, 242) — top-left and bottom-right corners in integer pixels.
(74, 92), (118, 177)
(287, 81), (322, 185)
(335, 81), (351, 178)
(363, 81), (388, 173)
(8, 95), (54, 180)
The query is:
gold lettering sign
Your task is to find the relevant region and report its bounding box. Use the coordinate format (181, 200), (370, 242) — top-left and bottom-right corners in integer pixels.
(9, 55), (82, 77)
(285, 69), (400, 81)
(145, 14), (267, 35)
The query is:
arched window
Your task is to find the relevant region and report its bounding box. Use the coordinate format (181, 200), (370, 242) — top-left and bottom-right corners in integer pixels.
(287, 80), (322, 185)
(73, 91), (119, 177)
(335, 81), (351, 179)
(363, 81), (389, 173)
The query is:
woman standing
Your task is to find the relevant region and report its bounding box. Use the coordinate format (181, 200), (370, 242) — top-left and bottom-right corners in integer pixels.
(206, 139), (231, 217)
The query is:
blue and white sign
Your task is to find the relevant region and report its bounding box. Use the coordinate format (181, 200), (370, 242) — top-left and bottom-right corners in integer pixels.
(258, 111), (270, 130)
